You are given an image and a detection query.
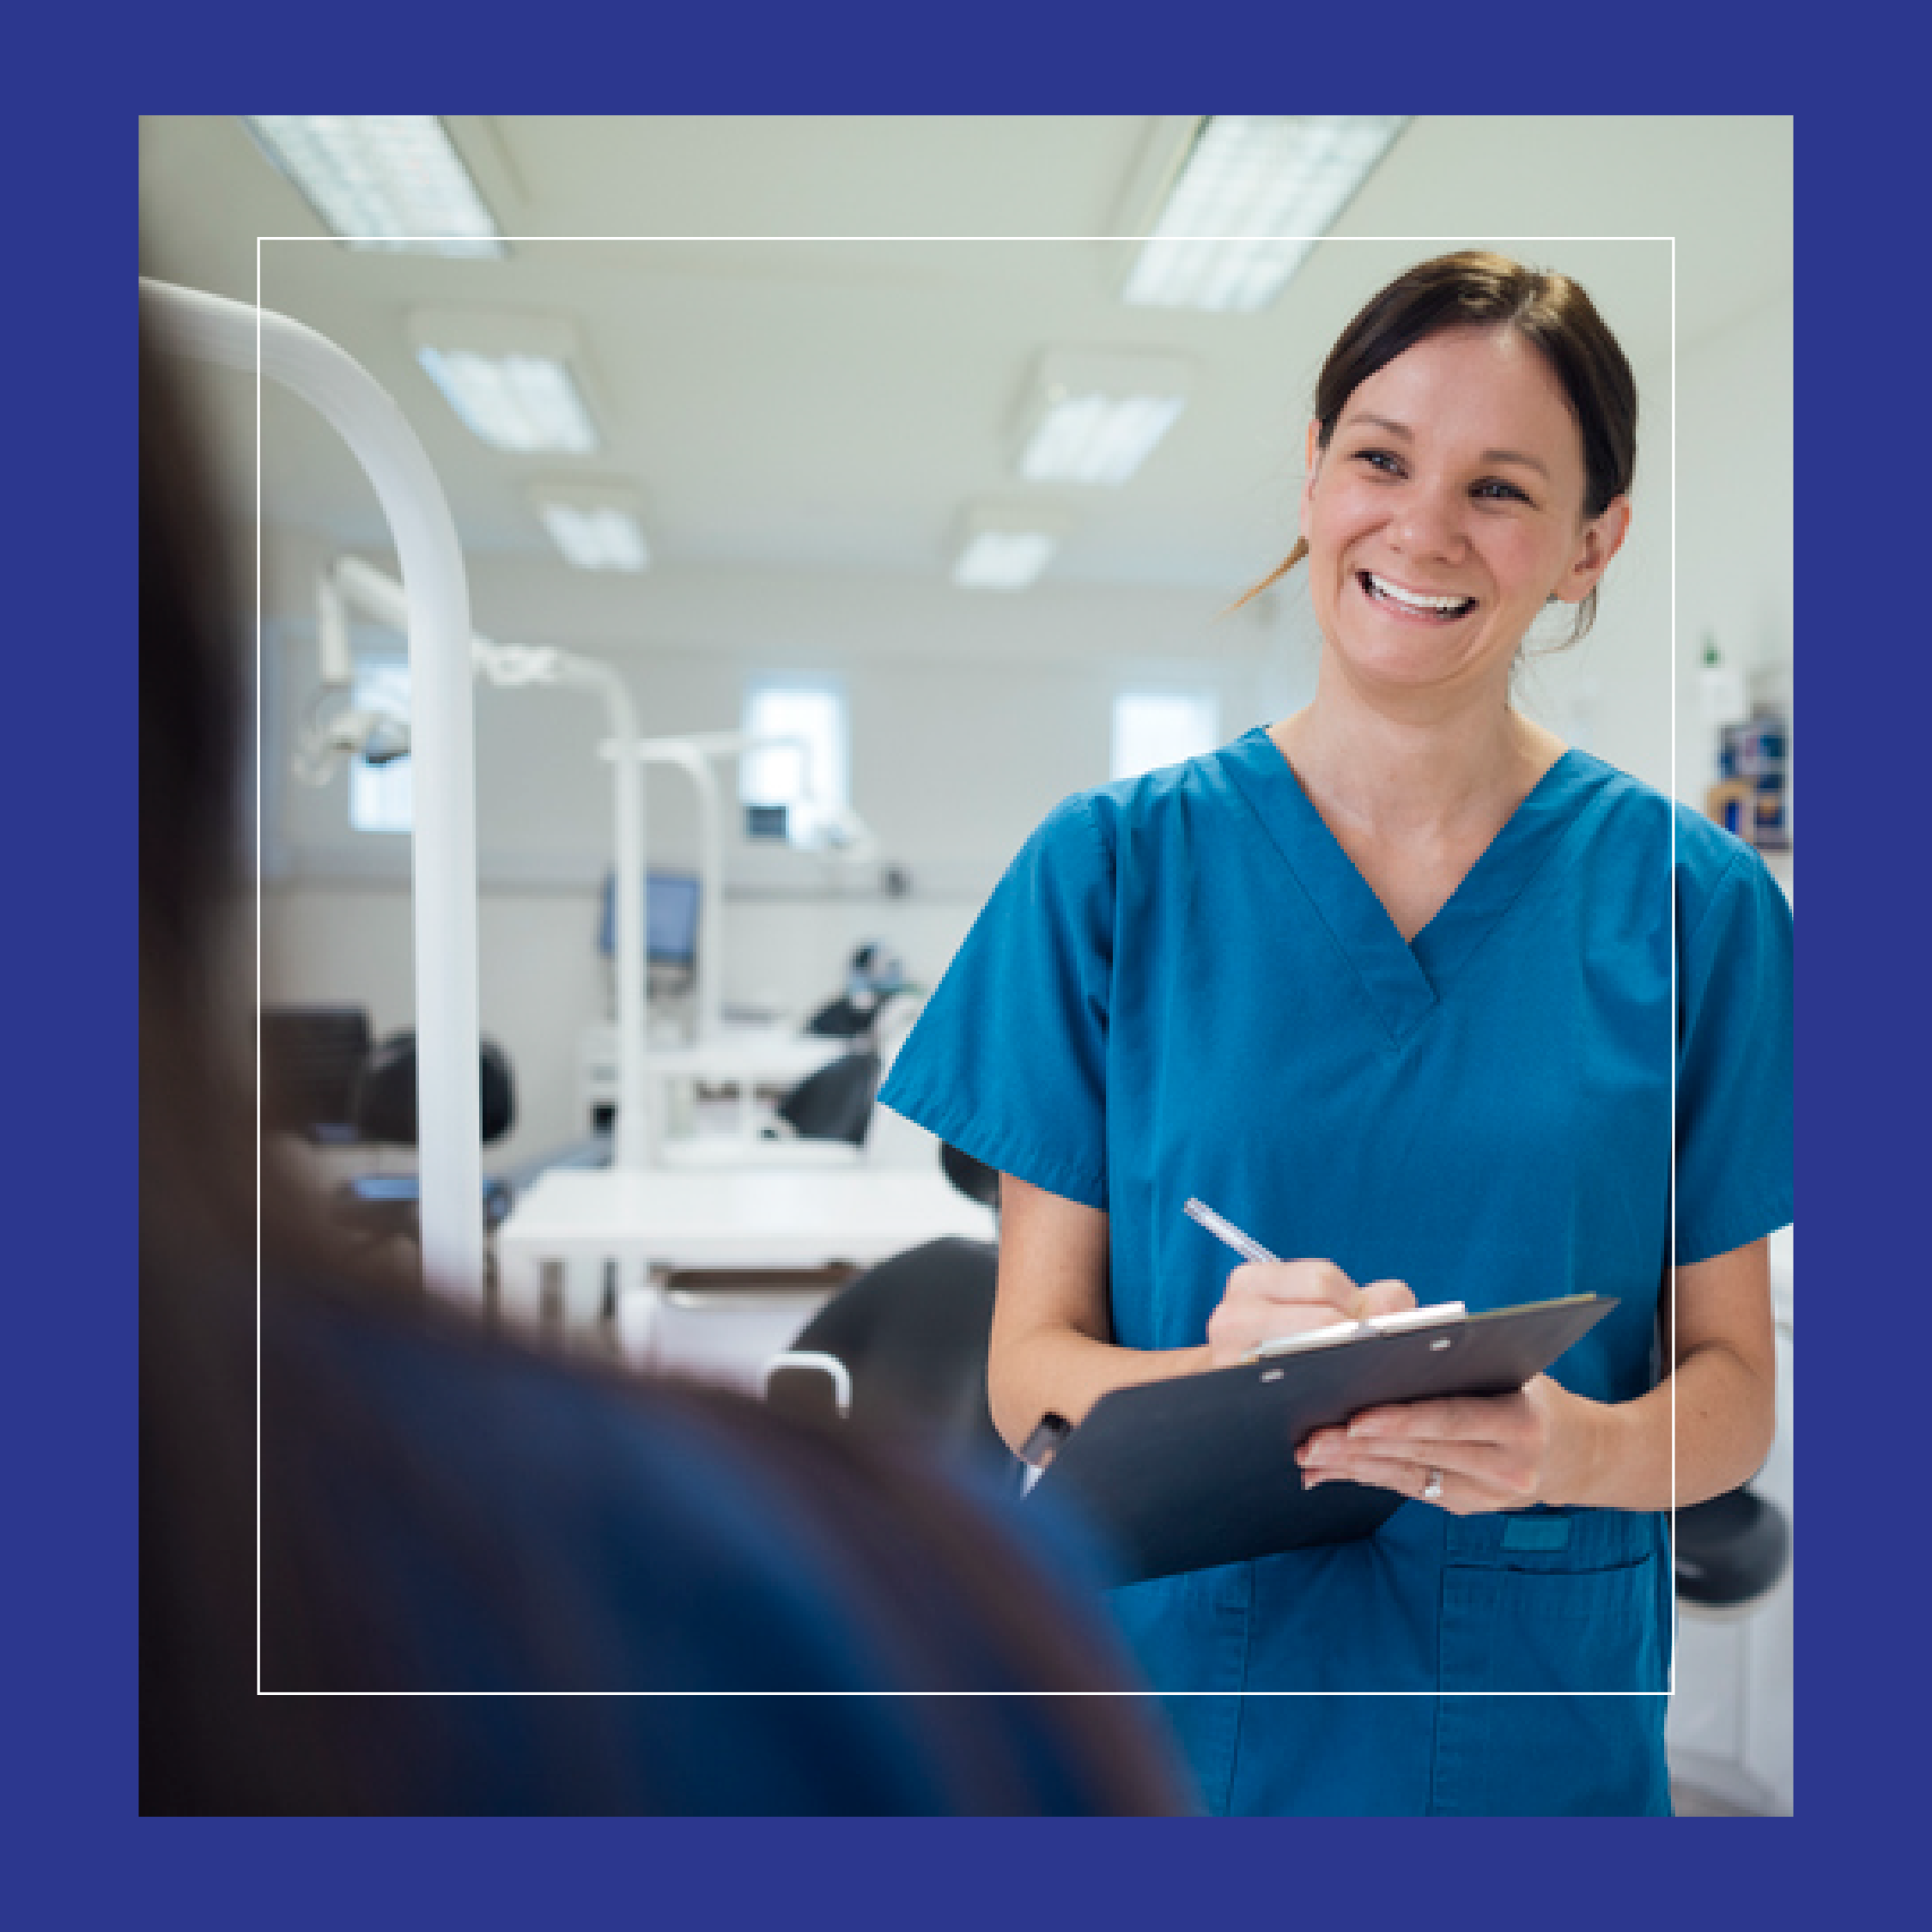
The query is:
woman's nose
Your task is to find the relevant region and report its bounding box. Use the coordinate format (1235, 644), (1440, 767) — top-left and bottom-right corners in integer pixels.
(1388, 480), (1466, 560)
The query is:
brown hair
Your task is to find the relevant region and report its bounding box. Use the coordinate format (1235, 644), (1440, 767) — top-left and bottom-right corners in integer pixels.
(1238, 249), (1638, 642)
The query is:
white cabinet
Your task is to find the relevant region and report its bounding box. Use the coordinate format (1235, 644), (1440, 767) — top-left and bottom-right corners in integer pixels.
(1666, 1226), (1795, 1814)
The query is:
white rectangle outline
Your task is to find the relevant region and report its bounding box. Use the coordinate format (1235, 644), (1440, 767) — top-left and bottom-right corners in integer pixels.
(252, 228), (1683, 1702)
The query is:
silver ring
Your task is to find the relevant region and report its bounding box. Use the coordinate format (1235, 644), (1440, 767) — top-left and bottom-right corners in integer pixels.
(1422, 1467), (1444, 1503)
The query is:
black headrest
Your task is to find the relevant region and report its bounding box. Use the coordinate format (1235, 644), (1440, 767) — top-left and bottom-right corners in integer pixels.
(940, 1142), (1001, 1212)
(351, 1030), (515, 1147)
(774, 1050), (881, 1147)
(1674, 1485), (1790, 1609)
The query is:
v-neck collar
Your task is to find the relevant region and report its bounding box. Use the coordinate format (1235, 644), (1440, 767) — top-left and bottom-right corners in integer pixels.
(1220, 726), (1609, 1045)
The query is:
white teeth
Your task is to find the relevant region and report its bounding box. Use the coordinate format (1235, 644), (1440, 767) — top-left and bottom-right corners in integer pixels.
(1365, 573), (1472, 614)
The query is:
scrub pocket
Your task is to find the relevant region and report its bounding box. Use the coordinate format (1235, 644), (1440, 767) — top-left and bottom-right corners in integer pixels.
(1429, 1510), (1671, 1815)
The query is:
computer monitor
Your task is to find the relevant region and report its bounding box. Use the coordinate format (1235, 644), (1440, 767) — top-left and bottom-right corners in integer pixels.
(599, 870), (701, 971)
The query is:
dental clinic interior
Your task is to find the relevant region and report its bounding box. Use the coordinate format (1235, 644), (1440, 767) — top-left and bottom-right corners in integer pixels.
(138, 114), (1795, 1814)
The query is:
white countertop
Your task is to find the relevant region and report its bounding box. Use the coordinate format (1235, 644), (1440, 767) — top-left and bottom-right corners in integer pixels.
(497, 1163), (993, 1269)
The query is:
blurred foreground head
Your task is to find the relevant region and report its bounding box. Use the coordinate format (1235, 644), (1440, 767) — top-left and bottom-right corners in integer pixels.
(137, 307), (1188, 1817)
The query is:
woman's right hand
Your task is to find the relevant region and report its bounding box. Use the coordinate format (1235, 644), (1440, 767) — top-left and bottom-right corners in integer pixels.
(1205, 1261), (1416, 1369)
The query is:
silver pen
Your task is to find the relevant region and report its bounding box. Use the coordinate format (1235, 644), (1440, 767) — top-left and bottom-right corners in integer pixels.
(1185, 1196), (1467, 1360)
(1183, 1196), (1280, 1267)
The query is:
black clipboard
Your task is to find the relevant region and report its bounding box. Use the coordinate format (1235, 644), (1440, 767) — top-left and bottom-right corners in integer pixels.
(1027, 1293), (1618, 1586)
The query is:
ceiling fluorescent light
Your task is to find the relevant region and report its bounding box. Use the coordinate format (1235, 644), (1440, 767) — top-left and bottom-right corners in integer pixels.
(528, 483), (651, 573)
(243, 116), (507, 258)
(408, 309), (600, 455)
(1015, 350), (1193, 487)
(1122, 115), (1408, 313)
(954, 532), (1056, 591)
(951, 505), (1071, 591)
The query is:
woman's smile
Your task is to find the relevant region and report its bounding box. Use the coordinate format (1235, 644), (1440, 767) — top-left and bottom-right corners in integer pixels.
(1355, 569), (1479, 623)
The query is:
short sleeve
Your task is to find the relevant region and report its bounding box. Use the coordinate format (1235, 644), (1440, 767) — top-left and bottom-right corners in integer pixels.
(1674, 845), (1794, 1266)
(879, 793), (1115, 1210)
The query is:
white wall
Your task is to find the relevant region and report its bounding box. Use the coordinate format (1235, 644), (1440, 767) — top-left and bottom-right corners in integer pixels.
(1671, 289), (1795, 811)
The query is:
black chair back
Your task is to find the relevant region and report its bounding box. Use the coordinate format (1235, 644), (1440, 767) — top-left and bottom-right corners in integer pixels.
(804, 993), (875, 1040)
(773, 1049), (881, 1147)
(351, 1030), (516, 1148)
(1673, 1485), (1791, 1612)
(262, 1005), (372, 1143)
(940, 1142), (1001, 1213)
(768, 1236), (1001, 1457)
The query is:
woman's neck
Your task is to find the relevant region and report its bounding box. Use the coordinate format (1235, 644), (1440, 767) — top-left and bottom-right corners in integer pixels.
(1269, 665), (1567, 846)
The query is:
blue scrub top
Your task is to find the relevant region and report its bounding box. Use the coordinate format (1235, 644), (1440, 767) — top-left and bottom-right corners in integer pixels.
(880, 726), (1794, 1816)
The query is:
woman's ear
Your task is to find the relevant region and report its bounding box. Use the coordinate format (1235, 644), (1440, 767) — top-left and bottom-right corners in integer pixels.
(1298, 419), (1323, 523)
(1552, 495), (1633, 605)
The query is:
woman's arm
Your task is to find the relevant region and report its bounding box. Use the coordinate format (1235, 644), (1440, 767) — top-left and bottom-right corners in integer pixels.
(989, 1174), (1419, 1460)
(987, 1176), (1206, 1458)
(1297, 1236), (1780, 1512)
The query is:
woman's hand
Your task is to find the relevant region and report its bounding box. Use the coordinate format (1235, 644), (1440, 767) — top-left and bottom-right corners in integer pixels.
(1205, 1261), (1416, 1370)
(1296, 1374), (1606, 1514)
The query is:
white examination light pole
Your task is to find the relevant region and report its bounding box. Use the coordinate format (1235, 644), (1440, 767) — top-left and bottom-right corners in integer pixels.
(325, 557), (651, 1171)
(633, 735), (733, 1047)
(141, 279), (485, 1296)
(608, 731), (877, 1048)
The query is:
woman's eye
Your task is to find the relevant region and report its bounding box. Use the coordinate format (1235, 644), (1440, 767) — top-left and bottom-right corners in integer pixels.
(1473, 478), (1531, 503)
(1355, 449), (1401, 475)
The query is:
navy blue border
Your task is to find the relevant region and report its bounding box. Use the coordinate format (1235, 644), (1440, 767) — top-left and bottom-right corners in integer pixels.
(18, 3), (1905, 1921)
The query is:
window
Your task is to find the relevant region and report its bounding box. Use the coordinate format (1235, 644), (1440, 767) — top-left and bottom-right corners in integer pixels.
(1111, 690), (1220, 781)
(348, 655), (414, 835)
(740, 682), (848, 846)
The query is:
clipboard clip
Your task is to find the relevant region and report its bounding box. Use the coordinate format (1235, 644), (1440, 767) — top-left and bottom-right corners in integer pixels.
(1244, 1302), (1468, 1364)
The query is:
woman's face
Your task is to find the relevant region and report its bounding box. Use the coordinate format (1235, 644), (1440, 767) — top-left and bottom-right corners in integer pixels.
(1298, 325), (1629, 706)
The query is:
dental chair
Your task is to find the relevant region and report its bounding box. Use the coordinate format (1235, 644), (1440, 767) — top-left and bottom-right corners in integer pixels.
(939, 1140), (1001, 1217)
(656, 1048), (883, 1170)
(1674, 1485), (1790, 1614)
(769, 1048), (882, 1146)
(334, 1030), (519, 1247)
(762, 1235), (1008, 1470)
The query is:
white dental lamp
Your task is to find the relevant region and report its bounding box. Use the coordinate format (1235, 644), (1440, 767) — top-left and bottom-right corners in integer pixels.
(307, 560), (883, 1156)
(308, 556), (653, 1171)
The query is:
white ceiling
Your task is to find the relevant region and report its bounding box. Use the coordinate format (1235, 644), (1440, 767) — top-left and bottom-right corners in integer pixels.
(138, 115), (1791, 597)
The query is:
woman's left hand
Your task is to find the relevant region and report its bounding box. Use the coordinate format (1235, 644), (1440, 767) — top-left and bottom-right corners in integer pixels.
(1296, 1376), (1603, 1514)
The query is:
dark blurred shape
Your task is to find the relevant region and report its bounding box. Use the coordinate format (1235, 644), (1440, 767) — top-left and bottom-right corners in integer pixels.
(767, 1236), (1003, 1465)
(350, 1030), (516, 1146)
(940, 1141), (1002, 1214)
(139, 295), (1188, 1818)
(770, 1048), (880, 1147)
(336, 1031), (517, 1244)
(803, 993), (873, 1039)
(1673, 1485), (1790, 1613)
(261, 1005), (372, 1144)
(805, 941), (911, 1040)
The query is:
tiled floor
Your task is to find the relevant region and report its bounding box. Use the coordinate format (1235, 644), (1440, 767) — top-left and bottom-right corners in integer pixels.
(1672, 1780), (1765, 1817)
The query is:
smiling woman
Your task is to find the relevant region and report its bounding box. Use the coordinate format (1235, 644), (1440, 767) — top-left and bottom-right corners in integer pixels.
(879, 250), (1793, 1817)
(1298, 328), (1629, 721)
(1245, 248), (1637, 649)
